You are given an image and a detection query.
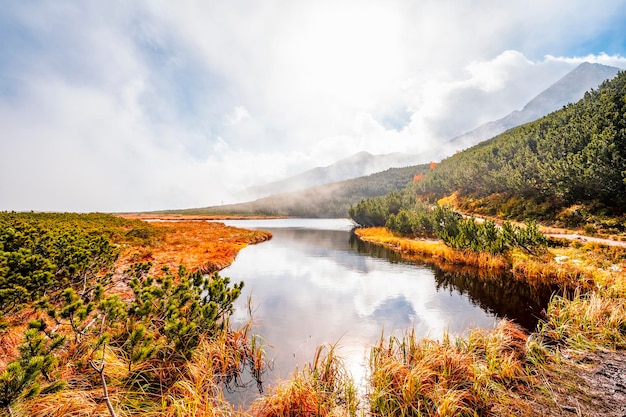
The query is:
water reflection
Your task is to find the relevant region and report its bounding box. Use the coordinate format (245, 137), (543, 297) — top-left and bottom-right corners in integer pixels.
(432, 268), (555, 331)
(350, 235), (555, 331)
(219, 219), (553, 402)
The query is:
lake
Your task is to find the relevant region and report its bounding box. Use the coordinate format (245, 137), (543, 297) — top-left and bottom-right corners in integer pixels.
(218, 218), (553, 398)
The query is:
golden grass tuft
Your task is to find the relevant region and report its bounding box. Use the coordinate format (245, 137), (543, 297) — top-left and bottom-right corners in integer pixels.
(150, 336), (241, 417)
(355, 227), (510, 270)
(538, 290), (626, 351)
(250, 344), (358, 417)
(21, 388), (113, 417)
(368, 321), (537, 417)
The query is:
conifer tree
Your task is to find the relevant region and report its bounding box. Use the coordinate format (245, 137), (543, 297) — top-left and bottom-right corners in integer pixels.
(0, 322), (65, 417)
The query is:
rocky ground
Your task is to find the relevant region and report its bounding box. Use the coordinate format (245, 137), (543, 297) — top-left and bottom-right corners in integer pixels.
(518, 349), (626, 416)
(567, 350), (626, 417)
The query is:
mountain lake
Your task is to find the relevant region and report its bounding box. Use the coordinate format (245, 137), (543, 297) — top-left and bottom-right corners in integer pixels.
(218, 218), (555, 403)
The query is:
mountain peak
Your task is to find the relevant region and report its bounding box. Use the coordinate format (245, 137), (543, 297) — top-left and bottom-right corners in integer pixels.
(447, 62), (621, 151)
(522, 62), (620, 115)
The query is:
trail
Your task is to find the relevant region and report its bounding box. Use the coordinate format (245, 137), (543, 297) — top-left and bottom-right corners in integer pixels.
(462, 212), (626, 248)
(544, 232), (626, 248)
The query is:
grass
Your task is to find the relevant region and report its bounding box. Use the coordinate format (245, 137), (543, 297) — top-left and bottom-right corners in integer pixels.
(537, 290), (626, 351)
(3, 214), (625, 416)
(351, 225), (626, 416)
(368, 321), (536, 417)
(103, 219), (622, 417)
(0, 216), (271, 417)
(355, 227), (625, 291)
(249, 344), (359, 417)
(355, 227), (510, 270)
(16, 327), (265, 417)
(116, 220), (272, 276)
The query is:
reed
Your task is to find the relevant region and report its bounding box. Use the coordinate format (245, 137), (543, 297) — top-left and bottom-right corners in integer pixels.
(137, 335), (242, 417)
(368, 321), (539, 417)
(250, 344), (358, 417)
(537, 290), (626, 351)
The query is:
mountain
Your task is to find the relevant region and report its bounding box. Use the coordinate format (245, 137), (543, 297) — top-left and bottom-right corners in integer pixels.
(208, 62), (621, 218)
(415, 69), (626, 217)
(245, 63), (620, 201)
(446, 62), (621, 151)
(167, 164), (430, 218)
(243, 151), (429, 199)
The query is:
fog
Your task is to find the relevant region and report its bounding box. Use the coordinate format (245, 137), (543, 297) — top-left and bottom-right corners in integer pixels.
(1, 1), (626, 211)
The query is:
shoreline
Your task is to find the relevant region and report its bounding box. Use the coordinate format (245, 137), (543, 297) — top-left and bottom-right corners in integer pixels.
(116, 213), (287, 221)
(114, 217), (273, 277)
(351, 226), (626, 416)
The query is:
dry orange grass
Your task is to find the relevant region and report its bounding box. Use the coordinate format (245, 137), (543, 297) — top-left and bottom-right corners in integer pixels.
(510, 242), (626, 292)
(117, 220), (271, 276)
(0, 308), (33, 371)
(368, 321), (535, 417)
(354, 227), (626, 290)
(250, 344), (358, 417)
(355, 227), (509, 270)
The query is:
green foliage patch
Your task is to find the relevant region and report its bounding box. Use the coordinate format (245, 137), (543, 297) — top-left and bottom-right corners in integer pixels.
(0, 212), (252, 416)
(350, 194), (548, 255)
(415, 70), (626, 218)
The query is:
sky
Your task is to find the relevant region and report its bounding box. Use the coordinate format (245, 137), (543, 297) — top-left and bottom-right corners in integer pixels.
(2, 0), (626, 212)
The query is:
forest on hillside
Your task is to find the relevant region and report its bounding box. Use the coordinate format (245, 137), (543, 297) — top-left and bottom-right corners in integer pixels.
(350, 70), (626, 233)
(417, 70), (626, 217)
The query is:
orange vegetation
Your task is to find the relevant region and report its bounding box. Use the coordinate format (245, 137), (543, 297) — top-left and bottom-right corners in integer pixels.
(120, 213), (284, 221)
(117, 219), (272, 275)
(354, 227), (624, 290)
(354, 227), (509, 270)
(1, 219), (272, 373)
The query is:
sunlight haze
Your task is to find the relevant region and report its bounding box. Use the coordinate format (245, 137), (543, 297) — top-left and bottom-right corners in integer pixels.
(1, 0), (626, 212)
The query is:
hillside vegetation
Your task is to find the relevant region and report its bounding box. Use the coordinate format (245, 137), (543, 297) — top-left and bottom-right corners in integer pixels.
(351, 70), (626, 238)
(418, 70), (626, 223)
(166, 164), (430, 218)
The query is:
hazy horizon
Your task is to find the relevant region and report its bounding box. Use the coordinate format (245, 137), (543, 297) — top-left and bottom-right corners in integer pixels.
(2, 1), (626, 212)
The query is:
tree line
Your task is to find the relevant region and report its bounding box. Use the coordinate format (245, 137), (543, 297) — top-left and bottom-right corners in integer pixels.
(350, 193), (547, 255)
(415, 70), (626, 218)
(350, 70), (626, 242)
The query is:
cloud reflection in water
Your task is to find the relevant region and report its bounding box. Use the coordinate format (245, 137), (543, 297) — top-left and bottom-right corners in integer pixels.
(221, 219), (498, 387)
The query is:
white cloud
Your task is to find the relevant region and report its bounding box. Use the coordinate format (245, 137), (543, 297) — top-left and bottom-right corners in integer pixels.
(465, 51), (535, 93)
(545, 53), (626, 68)
(224, 106), (250, 126)
(1, 0), (626, 211)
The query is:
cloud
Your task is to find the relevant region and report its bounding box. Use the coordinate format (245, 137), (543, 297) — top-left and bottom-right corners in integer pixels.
(224, 106), (250, 126)
(545, 53), (626, 68)
(1, 1), (626, 211)
(400, 52), (576, 141)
